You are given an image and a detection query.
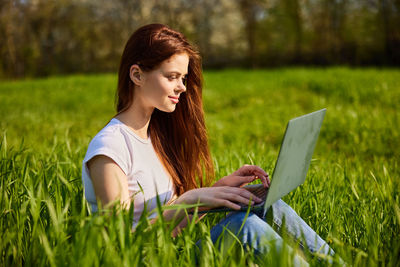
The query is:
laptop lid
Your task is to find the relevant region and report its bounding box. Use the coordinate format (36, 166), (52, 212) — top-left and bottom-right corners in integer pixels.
(262, 108), (326, 217)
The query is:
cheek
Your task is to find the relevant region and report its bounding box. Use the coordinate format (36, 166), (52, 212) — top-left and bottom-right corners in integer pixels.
(153, 79), (171, 95)
(145, 79), (171, 101)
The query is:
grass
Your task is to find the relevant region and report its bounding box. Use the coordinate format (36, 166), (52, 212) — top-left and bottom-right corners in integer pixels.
(1, 67), (399, 266)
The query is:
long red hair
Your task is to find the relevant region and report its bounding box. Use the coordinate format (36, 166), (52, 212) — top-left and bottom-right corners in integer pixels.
(116, 24), (214, 195)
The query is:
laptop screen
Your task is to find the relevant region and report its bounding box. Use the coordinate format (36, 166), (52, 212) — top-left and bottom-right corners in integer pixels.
(263, 109), (326, 216)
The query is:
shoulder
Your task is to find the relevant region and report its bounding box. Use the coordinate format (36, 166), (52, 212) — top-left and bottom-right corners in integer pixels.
(91, 124), (127, 149)
(84, 119), (133, 175)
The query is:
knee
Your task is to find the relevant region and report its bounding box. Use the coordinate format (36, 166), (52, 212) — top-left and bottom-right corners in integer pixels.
(271, 199), (298, 225)
(273, 199), (296, 215)
(224, 212), (281, 245)
(223, 212), (268, 234)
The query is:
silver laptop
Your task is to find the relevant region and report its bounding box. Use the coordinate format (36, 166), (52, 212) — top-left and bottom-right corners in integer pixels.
(198, 108), (326, 218)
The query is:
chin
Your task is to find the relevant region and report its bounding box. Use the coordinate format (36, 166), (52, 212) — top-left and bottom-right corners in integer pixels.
(158, 105), (177, 113)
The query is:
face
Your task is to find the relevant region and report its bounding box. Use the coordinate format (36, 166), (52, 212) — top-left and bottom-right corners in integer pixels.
(133, 53), (189, 113)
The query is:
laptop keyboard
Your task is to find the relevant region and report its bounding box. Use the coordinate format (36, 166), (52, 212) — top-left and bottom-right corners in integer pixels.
(240, 184), (268, 207)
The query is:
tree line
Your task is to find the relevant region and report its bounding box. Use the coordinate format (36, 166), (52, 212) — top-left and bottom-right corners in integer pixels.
(1, 0), (399, 78)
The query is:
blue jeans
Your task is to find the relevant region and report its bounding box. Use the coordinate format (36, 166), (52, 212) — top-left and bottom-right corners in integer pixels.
(198, 199), (336, 266)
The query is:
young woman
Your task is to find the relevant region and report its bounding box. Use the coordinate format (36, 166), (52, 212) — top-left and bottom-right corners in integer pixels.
(82, 24), (336, 264)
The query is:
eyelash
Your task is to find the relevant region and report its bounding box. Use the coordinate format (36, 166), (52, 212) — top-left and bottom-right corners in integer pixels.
(168, 75), (187, 84)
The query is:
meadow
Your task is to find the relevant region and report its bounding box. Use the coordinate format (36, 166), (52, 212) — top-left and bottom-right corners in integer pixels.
(1, 68), (399, 266)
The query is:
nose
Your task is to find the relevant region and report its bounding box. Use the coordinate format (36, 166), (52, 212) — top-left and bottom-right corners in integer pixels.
(177, 78), (186, 93)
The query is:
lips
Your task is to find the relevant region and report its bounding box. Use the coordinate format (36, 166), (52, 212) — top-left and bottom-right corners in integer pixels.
(168, 96), (179, 104)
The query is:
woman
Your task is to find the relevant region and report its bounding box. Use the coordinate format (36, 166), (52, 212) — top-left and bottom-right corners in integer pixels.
(82, 23), (336, 265)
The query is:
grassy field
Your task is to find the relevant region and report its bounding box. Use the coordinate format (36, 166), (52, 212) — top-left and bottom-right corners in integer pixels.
(1, 68), (399, 266)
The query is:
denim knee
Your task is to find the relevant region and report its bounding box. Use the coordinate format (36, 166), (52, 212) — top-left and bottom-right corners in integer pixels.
(196, 211), (309, 266)
(204, 212), (282, 254)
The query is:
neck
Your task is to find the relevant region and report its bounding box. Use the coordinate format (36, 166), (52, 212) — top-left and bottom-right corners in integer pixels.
(115, 97), (154, 139)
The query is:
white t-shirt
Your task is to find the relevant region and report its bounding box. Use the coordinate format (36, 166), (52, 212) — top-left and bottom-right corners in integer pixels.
(82, 118), (175, 227)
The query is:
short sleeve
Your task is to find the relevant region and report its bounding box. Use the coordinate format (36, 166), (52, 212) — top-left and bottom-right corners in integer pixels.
(83, 129), (132, 176)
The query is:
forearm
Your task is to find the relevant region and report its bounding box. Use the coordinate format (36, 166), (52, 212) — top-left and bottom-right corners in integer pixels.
(149, 193), (206, 236)
(149, 184), (262, 235)
(171, 213), (206, 237)
(164, 192), (204, 233)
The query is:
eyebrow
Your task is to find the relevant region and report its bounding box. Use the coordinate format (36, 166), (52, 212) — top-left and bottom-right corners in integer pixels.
(166, 71), (188, 76)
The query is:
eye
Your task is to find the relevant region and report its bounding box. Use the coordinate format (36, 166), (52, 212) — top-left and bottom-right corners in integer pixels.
(182, 76), (188, 85)
(167, 75), (177, 81)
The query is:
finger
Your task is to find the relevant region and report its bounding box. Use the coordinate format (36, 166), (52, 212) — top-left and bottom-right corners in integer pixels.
(251, 165), (269, 178)
(220, 192), (256, 206)
(222, 187), (262, 203)
(250, 166), (270, 184)
(253, 174), (267, 188)
(221, 175), (258, 187)
(231, 165), (251, 176)
(237, 165), (268, 177)
(239, 186), (264, 203)
(253, 173), (270, 188)
(232, 175), (257, 186)
(215, 199), (241, 210)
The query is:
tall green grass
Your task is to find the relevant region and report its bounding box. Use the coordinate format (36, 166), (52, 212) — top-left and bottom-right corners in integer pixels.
(1, 68), (399, 266)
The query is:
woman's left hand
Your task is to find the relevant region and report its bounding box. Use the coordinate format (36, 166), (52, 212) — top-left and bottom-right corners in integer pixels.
(213, 164), (270, 188)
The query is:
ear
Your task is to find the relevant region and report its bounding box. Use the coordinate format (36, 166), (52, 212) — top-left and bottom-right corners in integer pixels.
(129, 64), (144, 86)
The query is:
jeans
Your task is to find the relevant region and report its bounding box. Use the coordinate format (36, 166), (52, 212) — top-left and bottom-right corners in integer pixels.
(198, 199), (336, 266)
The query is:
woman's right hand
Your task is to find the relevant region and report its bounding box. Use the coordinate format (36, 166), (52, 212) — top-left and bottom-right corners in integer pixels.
(175, 186), (263, 211)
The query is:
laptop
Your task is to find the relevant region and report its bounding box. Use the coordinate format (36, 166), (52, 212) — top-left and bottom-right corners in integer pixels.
(197, 108), (326, 218)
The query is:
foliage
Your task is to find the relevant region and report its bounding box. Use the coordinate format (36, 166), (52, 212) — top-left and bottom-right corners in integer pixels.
(1, 0), (400, 78)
